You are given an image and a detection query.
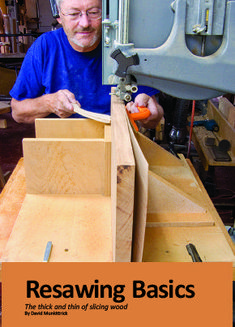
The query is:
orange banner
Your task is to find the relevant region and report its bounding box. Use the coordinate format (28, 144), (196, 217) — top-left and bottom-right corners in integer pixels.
(2, 262), (233, 327)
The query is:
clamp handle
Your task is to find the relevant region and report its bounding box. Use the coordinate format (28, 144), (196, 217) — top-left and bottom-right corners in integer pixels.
(111, 49), (139, 77)
(126, 106), (151, 131)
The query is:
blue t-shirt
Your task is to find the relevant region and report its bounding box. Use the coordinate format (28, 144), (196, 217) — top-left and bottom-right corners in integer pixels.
(10, 28), (158, 118)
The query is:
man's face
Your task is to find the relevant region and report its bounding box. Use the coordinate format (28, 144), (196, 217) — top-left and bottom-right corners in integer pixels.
(57, 0), (102, 52)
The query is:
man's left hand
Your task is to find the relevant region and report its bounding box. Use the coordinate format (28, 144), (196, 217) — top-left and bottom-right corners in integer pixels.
(126, 93), (164, 129)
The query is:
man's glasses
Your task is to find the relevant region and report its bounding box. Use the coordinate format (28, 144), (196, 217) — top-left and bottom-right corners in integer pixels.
(60, 8), (102, 21)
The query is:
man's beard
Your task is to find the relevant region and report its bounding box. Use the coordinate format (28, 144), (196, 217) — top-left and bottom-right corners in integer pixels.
(70, 33), (99, 49)
(69, 27), (101, 50)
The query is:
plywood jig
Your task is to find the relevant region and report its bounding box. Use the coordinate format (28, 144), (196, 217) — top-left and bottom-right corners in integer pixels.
(2, 119), (114, 262)
(125, 104), (235, 269)
(110, 94), (135, 262)
(1, 94), (235, 275)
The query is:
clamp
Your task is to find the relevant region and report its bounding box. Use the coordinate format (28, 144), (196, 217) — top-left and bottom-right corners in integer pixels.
(126, 106), (151, 132)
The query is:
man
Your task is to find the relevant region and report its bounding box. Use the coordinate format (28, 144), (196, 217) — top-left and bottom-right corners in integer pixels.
(10, 0), (163, 128)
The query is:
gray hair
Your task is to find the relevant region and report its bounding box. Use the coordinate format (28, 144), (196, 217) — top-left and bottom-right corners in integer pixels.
(55, 0), (102, 11)
(55, 0), (63, 10)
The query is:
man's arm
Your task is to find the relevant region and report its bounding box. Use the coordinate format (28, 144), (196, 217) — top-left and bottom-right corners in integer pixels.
(11, 89), (78, 124)
(126, 93), (164, 129)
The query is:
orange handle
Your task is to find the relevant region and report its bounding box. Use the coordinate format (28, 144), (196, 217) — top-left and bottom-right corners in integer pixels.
(126, 106), (151, 131)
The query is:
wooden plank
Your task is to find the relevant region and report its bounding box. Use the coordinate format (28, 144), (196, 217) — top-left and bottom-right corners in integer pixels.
(143, 226), (235, 263)
(190, 100), (235, 169)
(135, 133), (207, 205)
(2, 194), (112, 262)
(127, 120), (149, 262)
(191, 128), (211, 171)
(23, 138), (109, 195)
(111, 91), (135, 262)
(104, 125), (111, 196)
(138, 139), (207, 215)
(135, 131), (183, 167)
(125, 112), (212, 261)
(35, 118), (106, 139)
(150, 164), (207, 203)
(218, 97), (234, 120)
(148, 170), (206, 213)
(0, 121), (112, 264)
(123, 104), (235, 271)
(218, 97), (235, 129)
(228, 107), (235, 129)
(148, 152), (208, 206)
(207, 100), (235, 157)
(0, 158), (26, 257)
(192, 125), (235, 169)
(187, 158), (235, 254)
(147, 213), (214, 227)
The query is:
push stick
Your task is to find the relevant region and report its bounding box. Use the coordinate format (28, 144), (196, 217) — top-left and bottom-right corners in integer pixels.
(73, 104), (111, 124)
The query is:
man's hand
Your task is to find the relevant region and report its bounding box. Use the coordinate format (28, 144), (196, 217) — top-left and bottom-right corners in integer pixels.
(126, 93), (164, 129)
(47, 89), (79, 118)
(11, 89), (80, 124)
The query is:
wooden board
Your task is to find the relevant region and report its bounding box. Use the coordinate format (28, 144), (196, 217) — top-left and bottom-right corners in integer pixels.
(133, 131), (211, 218)
(122, 102), (235, 268)
(135, 132), (210, 206)
(23, 137), (111, 195)
(187, 158), (235, 251)
(218, 97), (234, 120)
(1, 107), (134, 263)
(141, 144), (235, 267)
(146, 213), (214, 227)
(148, 170), (206, 214)
(118, 98), (216, 262)
(0, 158), (26, 258)
(190, 100), (235, 170)
(104, 125), (111, 196)
(192, 127), (235, 170)
(111, 91), (135, 262)
(143, 226), (235, 264)
(208, 100), (235, 156)
(135, 131), (183, 167)
(35, 118), (106, 139)
(1, 96), (235, 271)
(126, 118), (149, 262)
(2, 194), (112, 262)
(228, 108), (235, 129)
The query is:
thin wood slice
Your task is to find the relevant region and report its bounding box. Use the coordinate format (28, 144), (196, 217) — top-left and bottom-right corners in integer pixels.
(73, 104), (111, 124)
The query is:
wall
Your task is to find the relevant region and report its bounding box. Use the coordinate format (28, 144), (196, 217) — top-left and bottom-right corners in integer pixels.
(38, 0), (55, 32)
(25, 0), (54, 32)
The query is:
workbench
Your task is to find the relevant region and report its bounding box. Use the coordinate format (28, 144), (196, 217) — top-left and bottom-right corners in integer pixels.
(0, 101), (11, 187)
(0, 94), (235, 279)
(0, 101), (10, 129)
(191, 99), (235, 171)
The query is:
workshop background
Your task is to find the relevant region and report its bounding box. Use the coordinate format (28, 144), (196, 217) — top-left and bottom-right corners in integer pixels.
(0, 0), (55, 183)
(0, 0), (235, 225)
(0, 0), (235, 326)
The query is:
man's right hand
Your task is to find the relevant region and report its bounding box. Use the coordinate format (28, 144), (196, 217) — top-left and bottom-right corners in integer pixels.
(47, 89), (79, 118)
(11, 89), (80, 124)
